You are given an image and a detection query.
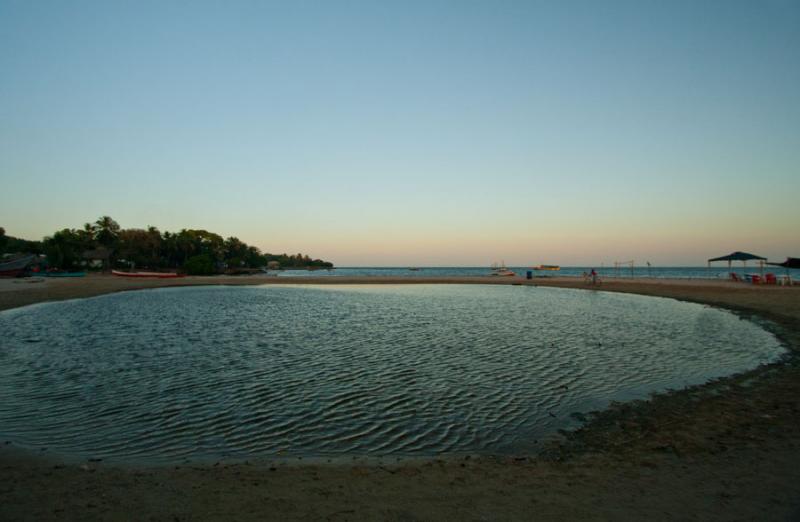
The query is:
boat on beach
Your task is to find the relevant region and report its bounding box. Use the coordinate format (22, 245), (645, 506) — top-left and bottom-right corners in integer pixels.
(111, 270), (185, 279)
(0, 255), (37, 277)
(490, 262), (516, 277)
(36, 271), (86, 278)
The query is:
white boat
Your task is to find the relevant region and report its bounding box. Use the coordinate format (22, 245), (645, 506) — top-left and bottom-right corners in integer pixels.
(490, 261), (516, 277)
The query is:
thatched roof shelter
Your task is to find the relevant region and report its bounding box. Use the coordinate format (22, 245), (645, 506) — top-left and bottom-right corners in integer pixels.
(82, 247), (112, 270)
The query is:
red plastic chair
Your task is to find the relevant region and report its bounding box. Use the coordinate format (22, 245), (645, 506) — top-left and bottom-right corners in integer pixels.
(730, 273), (742, 282)
(751, 275), (762, 284)
(765, 273), (777, 285)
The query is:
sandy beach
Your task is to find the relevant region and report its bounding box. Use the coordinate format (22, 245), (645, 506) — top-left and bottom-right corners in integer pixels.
(2, 274), (800, 521)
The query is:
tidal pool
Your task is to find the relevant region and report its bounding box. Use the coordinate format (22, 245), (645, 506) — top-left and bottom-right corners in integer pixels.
(0, 285), (784, 463)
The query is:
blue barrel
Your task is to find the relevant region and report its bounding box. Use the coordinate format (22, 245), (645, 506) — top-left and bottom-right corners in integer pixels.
(526, 270), (532, 280)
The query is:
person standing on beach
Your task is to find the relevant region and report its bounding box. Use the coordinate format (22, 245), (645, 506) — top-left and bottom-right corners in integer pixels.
(591, 268), (598, 285)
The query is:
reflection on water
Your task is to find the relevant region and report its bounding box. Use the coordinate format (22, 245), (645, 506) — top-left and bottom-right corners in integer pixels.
(0, 285), (784, 463)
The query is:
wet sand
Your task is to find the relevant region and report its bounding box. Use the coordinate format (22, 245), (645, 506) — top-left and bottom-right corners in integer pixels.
(2, 274), (800, 521)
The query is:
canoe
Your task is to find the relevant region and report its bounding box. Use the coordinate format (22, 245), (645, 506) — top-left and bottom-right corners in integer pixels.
(0, 255), (36, 277)
(111, 270), (185, 279)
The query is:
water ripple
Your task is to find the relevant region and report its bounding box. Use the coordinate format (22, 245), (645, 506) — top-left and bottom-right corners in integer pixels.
(0, 284), (785, 463)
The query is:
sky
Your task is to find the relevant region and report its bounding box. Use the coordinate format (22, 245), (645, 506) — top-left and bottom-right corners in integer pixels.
(1, 0), (798, 266)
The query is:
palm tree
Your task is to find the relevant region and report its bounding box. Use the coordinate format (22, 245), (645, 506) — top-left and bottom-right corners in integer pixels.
(146, 226), (162, 266)
(94, 216), (120, 248)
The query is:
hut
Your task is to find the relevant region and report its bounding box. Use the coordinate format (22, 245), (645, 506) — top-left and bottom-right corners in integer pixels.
(82, 247), (112, 271)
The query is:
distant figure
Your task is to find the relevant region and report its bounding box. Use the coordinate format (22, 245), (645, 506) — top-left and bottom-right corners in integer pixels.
(590, 268), (598, 286)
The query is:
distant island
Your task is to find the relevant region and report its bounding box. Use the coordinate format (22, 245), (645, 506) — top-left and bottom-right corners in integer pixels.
(0, 217), (333, 275)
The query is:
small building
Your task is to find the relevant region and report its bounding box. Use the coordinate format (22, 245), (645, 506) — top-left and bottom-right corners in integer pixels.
(82, 247), (112, 271)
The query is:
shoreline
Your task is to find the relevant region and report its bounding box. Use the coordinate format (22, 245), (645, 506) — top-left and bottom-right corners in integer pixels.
(2, 272), (794, 310)
(2, 275), (800, 520)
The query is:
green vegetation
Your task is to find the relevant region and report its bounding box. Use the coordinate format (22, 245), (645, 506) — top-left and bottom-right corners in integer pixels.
(0, 217), (333, 272)
(184, 254), (215, 276)
(0, 227), (44, 257)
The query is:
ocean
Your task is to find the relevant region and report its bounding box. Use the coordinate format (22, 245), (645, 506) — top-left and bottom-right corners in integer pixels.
(274, 266), (800, 280)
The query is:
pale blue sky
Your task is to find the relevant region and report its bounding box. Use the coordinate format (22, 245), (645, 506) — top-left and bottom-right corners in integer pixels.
(1, 0), (798, 265)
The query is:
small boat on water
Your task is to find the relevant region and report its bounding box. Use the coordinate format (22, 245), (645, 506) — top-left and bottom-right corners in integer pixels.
(408, 267), (420, 271)
(37, 271), (86, 278)
(490, 261), (516, 277)
(111, 270), (185, 279)
(533, 265), (560, 271)
(0, 255), (36, 277)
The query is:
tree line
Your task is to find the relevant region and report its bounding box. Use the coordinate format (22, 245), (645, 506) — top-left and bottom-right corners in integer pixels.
(0, 218), (333, 274)
(0, 227), (43, 257)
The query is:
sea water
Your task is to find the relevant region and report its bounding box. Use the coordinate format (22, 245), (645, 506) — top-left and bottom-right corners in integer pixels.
(274, 266), (800, 279)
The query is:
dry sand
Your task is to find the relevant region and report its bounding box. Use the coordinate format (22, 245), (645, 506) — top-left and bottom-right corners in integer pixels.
(1, 274), (800, 521)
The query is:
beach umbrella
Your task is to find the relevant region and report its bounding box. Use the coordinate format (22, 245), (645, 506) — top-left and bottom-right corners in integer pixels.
(767, 257), (800, 269)
(767, 257), (799, 280)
